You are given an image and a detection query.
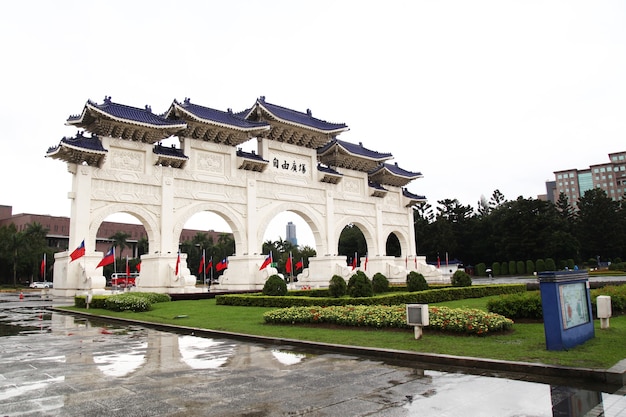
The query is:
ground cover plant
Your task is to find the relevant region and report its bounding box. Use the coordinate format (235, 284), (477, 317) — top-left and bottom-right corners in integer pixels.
(61, 296), (626, 369)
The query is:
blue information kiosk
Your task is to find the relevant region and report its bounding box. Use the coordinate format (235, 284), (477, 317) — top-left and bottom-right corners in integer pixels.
(538, 270), (595, 351)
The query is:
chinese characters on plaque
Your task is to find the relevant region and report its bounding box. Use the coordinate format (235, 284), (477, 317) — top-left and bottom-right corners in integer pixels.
(273, 157), (307, 174)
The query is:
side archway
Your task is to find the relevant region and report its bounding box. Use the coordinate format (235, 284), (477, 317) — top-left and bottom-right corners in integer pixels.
(89, 204), (160, 254)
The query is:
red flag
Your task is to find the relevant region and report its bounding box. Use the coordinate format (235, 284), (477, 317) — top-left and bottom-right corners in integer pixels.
(40, 253), (46, 277)
(351, 253), (357, 270)
(364, 254), (368, 271)
(136, 262), (141, 272)
(70, 240), (85, 262)
(175, 251), (181, 276)
(295, 258), (303, 271)
(216, 258), (228, 272)
(126, 256), (130, 277)
(199, 250), (205, 274)
(96, 247), (115, 268)
(206, 257), (213, 271)
(286, 252), (293, 274)
(437, 255), (441, 268)
(259, 251), (272, 270)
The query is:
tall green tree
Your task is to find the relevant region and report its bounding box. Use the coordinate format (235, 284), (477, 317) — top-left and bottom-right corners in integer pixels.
(576, 188), (623, 261)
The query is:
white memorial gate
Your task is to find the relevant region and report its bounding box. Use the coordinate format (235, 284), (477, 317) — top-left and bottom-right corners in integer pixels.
(47, 96), (441, 296)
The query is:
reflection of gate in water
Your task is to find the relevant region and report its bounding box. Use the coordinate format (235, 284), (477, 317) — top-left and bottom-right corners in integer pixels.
(47, 96), (441, 295)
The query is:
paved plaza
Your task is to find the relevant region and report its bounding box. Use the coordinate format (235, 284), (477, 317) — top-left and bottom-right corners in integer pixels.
(0, 292), (625, 416)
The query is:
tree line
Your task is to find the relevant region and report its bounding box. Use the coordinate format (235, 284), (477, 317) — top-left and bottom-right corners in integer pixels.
(414, 188), (626, 270)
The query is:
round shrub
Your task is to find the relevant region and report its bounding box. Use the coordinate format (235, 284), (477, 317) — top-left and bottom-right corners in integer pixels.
(262, 274), (287, 296)
(451, 270), (472, 287)
(406, 271), (428, 292)
(328, 275), (347, 298)
(372, 273), (389, 293)
(347, 271), (373, 298)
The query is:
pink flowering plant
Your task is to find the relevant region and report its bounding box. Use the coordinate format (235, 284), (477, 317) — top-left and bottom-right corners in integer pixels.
(263, 305), (513, 336)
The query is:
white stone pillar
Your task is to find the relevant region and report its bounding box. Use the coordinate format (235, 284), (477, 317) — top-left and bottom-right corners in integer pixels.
(245, 179), (257, 255)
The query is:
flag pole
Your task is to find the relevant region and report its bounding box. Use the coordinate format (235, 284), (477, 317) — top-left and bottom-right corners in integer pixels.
(113, 246), (117, 277)
(210, 256), (213, 287)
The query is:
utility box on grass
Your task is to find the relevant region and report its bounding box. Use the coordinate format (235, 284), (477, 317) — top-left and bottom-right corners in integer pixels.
(538, 271), (594, 351)
(406, 304), (429, 339)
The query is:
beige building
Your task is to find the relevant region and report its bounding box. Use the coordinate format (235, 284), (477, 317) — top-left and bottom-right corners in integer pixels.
(552, 151), (626, 207)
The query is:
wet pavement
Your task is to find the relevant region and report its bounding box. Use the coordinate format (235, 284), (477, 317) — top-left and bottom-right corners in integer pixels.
(0, 291), (625, 416)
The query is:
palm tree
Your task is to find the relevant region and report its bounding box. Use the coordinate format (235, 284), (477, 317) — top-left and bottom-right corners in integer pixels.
(109, 231), (131, 258)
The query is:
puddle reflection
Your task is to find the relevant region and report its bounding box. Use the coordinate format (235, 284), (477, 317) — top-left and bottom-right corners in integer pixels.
(0, 297), (624, 417)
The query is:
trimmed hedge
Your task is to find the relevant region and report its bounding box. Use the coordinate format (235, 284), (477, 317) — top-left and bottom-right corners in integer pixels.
(486, 285), (626, 320)
(487, 291), (543, 320)
(74, 292), (171, 312)
(216, 284), (526, 308)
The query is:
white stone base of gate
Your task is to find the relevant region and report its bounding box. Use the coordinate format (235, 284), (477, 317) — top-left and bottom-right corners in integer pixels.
(51, 252), (108, 297)
(135, 253), (197, 294)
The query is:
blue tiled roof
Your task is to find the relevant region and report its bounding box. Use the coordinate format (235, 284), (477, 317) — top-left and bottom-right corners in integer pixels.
(47, 132), (107, 154)
(369, 162), (422, 178)
(236, 149), (268, 162)
(153, 144), (188, 159)
(68, 96), (186, 128)
(171, 99), (269, 130)
(317, 164), (343, 176)
(317, 139), (393, 160)
(368, 182), (388, 191)
(243, 96), (348, 132)
(403, 188), (427, 201)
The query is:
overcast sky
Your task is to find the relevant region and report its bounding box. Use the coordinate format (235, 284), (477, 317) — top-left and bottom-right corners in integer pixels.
(2, 1), (625, 248)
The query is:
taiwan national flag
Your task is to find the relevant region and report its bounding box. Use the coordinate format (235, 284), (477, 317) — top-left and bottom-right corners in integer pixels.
(206, 257), (213, 271)
(198, 250), (206, 274)
(96, 247), (115, 268)
(70, 240), (85, 262)
(295, 258), (303, 271)
(285, 252), (293, 274)
(351, 253), (357, 270)
(175, 251), (181, 276)
(216, 258), (228, 272)
(40, 253), (46, 278)
(364, 254), (368, 271)
(259, 252), (272, 270)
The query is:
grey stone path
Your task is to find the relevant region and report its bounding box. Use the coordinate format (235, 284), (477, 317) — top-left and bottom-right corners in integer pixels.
(0, 292), (625, 416)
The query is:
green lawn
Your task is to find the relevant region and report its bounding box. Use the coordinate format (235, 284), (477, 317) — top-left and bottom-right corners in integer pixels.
(62, 296), (626, 370)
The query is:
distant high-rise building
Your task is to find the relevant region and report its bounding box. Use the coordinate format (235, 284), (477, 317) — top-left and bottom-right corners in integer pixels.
(550, 151), (626, 208)
(286, 221), (298, 246)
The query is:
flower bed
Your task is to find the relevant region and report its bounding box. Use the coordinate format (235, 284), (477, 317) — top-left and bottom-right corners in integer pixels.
(263, 305), (514, 336)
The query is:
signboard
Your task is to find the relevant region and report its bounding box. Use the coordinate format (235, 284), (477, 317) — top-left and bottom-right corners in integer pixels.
(558, 282), (590, 329)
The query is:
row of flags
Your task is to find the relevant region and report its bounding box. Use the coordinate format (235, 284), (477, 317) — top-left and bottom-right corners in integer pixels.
(259, 251), (304, 273)
(196, 250), (228, 274)
(46, 242), (420, 279)
(66, 241), (422, 276)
